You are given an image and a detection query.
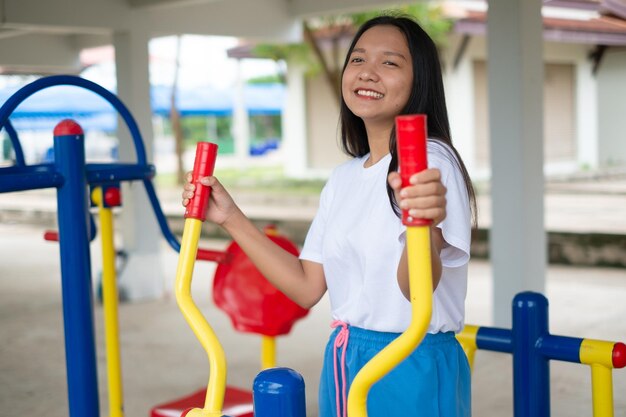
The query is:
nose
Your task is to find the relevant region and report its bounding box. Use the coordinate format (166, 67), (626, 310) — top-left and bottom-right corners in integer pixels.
(358, 64), (379, 82)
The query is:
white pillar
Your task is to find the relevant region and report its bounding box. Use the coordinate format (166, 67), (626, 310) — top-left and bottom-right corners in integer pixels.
(576, 59), (598, 169)
(113, 29), (164, 301)
(232, 59), (250, 163)
(597, 50), (626, 167)
(487, 0), (546, 326)
(282, 61), (308, 178)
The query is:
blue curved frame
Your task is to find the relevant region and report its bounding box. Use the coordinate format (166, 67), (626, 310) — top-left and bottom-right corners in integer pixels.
(0, 74), (148, 165)
(2, 119), (26, 166)
(0, 75), (183, 254)
(0, 75), (157, 417)
(0, 75), (216, 417)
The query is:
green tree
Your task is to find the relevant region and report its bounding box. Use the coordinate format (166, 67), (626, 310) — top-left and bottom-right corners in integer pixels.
(251, 3), (452, 102)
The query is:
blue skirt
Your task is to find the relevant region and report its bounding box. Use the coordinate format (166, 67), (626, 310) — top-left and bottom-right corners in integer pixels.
(319, 325), (471, 417)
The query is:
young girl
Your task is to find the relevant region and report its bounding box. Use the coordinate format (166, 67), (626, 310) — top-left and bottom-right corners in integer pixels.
(183, 15), (475, 417)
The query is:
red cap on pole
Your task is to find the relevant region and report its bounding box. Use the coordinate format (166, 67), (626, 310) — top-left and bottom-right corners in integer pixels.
(395, 114), (431, 226)
(184, 142), (218, 221)
(53, 119), (84, 136)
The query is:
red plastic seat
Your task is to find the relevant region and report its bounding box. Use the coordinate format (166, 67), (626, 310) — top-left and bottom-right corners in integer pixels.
(151, 226), (308, 417)
(151, 386), (253, 417)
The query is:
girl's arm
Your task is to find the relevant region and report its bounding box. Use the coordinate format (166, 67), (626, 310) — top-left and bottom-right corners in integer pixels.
(183, 174), (327, 309)
(396, 227), (444, 299)
(388, 169), (447, 300)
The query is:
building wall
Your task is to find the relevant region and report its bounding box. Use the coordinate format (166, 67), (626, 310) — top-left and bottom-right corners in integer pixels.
(301, 34), (612, 179)
(597, 48), (626, 168)
(443, 36), (597, 179)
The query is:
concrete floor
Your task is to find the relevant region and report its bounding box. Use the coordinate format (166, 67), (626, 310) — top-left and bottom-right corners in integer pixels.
(1, 222), (625, 417)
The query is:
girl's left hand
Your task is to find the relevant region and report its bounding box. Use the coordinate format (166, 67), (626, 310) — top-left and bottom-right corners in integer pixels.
(388, 168), (447, 225)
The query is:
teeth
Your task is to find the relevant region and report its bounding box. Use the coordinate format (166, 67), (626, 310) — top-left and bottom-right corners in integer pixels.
(356, 89), (384, 99)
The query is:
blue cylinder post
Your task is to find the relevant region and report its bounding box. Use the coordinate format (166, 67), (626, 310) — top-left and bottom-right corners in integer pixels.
(512, 291), (550, 417)
(253, 368), (306, 417)
(54, 120), (100, 417)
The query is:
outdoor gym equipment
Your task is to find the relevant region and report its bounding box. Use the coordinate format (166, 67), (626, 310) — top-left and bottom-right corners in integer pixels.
(0, 74), (310, 417)
(150, 220), (310, 416)
(0, 75), (217, 417)
(173, 114), (435, 417)
(457, 293), (626, 417)
(40, 128), (309, 417)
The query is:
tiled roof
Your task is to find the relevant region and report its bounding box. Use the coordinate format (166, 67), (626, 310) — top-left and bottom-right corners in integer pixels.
(451, 1), (626, 45)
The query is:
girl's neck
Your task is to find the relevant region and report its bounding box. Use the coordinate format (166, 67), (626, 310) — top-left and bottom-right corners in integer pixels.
(364, 122), (392, 167)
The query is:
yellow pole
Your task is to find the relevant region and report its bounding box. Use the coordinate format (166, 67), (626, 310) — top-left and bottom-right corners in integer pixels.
(92, 187), (124, 417)
(261, 335), (277, 369)
(175, 219), (226, 417)
(347, 226), (432, 417)
(589, 364), (613, 417)
(456, 324), (479, 372)
(580, 339), (618, 417)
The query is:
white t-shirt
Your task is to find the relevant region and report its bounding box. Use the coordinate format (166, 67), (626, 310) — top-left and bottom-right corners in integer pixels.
(299, 140), (471, 333)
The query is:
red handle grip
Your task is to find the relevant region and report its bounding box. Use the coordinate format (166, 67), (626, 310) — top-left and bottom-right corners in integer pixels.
(184, 142), (218, 221)
(196, 248), (232, 264)
(44, 230), (59, 242)
(395, 115), (431, 226)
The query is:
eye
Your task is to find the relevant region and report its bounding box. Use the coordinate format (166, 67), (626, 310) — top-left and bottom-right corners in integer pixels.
(383, 60), (398, 67)
(350, 56), (364, 64)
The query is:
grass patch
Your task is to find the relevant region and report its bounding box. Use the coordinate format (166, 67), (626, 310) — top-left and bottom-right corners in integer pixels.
(154, 165), (325, 195)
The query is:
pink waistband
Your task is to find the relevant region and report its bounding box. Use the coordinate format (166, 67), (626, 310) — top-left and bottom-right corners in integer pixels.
(331, 320), (350, 417)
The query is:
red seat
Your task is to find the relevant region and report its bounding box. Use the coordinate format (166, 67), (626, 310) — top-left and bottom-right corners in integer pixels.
(151, 226), (308, 417)
(151, 386), (253, 417)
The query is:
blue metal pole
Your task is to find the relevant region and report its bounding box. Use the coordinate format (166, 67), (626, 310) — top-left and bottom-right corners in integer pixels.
(3, 119), (26, 166)
(253, 368), (307, 417)
(54, 120), (100, 417)
(512, 291), (550, 417)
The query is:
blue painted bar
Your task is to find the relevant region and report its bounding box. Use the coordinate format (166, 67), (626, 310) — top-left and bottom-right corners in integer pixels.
(0, 166), (63, 192)
(86, 163), (155, 183)
(538, 334), (583, 364)
(476, 327), (513, 353)
(54, 126), (100, 417)
(254, 367), (307, 417)
(143, 178), (184, 252)
(512, 292), (550, 417)
(3, 119), (26, 166)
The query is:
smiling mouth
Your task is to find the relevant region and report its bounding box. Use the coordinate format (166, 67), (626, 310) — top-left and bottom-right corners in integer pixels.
(356, 89), (384, 99)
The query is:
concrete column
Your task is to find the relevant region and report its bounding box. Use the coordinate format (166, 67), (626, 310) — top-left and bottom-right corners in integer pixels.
(597, 50), (626, 168)
(113, 29), (164, 301)
(233, 59), (250, 162)
(282, 61), (308, 178)
(487, 0), (546, 326)
(576, 59), (598, 169)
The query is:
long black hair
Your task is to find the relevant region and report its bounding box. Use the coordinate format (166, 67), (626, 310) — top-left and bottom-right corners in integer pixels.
(339, 14), (477, 226)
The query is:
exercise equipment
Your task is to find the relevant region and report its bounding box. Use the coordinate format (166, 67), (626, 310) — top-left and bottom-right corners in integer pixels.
(171, 114), (435, 417)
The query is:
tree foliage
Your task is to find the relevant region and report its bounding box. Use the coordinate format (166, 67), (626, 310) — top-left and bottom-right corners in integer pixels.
(250, 3), (452, 100)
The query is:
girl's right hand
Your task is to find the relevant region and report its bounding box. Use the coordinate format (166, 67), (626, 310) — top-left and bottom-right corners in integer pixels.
(182, 172), (239, 226)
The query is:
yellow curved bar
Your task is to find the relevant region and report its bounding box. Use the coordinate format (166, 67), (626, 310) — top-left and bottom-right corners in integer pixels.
(261, 335), (276, 369)
(347, 226), (433, 417)
(175, 218), (226, 417)
(589, 364), (613, 417)
(92, 187), (124, 417)
(580, 339), (617, 417)
(456, 325), (479, 372)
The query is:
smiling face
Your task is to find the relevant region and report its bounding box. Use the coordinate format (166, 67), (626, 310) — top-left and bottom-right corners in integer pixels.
(341, 24), (414, 131)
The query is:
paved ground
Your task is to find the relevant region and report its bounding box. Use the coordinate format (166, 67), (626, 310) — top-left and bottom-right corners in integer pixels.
(1, 221), (625, 417)
(2, 177), (626, 234)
